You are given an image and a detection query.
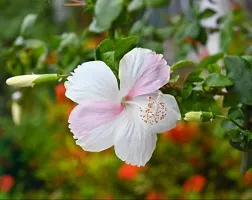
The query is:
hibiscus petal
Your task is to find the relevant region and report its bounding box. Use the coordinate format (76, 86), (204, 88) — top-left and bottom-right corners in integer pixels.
(114, 107), (158, 166)
(132, 92), (181, 133)
(69, 101), (123, 152)
(65, 61), (119, 103)
(119, 48), (170, 99)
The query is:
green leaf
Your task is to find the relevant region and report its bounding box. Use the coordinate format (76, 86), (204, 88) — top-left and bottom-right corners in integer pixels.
(186, 71), (204, 83)
(128, 0), (144, 11)
(203, 73), (233, 89)
(224, 56), (252, 105)
(170, 60), (196, 71)
(20, 14), (37, 35)
(144, 0), (171, 7)
(89, 0), (124, 33)
(221, 108), (245, 131)
(199, 8), (216, 19)
(207, 64), (221, 73)
(198, 52), (224, 69)
(115, 37), (137, 59)
(95, 37), (137, 71)
(242, 55), (252, 64)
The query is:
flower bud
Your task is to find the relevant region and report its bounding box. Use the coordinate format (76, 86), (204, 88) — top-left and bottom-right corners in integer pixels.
(6, 74), (58, 87)
(184, 111), (214, 122)
(11, 102), (21, 125)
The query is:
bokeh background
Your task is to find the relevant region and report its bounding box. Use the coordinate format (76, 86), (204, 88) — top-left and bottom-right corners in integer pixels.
(1, 0), (252, 199)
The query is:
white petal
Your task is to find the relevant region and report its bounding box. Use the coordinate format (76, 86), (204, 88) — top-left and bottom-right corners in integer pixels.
(114, 107), (158, 166)
(76, 119), (117, 152)
(129, 92), (181, 133)
(65, 61), (119, 104)
(119, 48), (170, 99)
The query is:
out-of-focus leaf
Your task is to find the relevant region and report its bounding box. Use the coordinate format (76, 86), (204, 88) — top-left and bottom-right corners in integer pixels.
(199, 8), (216, 19)
(89, 0), (124, 33)
(128, 0), (144, 11)
(58, 33), (79, 52)
(141, 40), (163, 53)
(129, 20), (144, 36)
(20, 14), (37, 35)
(224, 56), (252, 105)
(144, 0), (171, 7)
(241, 152), (252, 174)
(198, 52), (224, 69)
(220, 15), (233, 52)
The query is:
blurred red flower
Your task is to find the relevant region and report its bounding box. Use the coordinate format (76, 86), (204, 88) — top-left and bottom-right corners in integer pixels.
(244, 170), (252, 185)
(0, 175), (15, 193)
(183, 174), (206, 193)
(55, 83), (68, 104)
(147, 191), (164, 200)
(117, 164), (142, 180)
(163, 122), (199, 144)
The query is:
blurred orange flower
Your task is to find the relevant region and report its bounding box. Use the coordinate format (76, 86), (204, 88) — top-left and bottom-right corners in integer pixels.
(55, 83), (68, 104)
(117, 164), (143, 180)
(183, 174), (206, 193)
(244, 170), (252, 185)
(147, 191), (164, 200)
(45, 51), (58, 65)
(0, 175), (15, 193)
(184, 37), (198, 46)
(163, 122), (199, 144)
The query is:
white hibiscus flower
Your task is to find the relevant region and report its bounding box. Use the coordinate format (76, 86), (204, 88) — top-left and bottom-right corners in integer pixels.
(65, 48), (181, 166)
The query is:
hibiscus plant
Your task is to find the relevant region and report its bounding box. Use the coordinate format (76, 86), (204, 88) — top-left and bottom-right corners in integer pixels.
(3, 0), (252, 174)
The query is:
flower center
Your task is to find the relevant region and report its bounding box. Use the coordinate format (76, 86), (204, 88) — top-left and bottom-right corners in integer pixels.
(122, 94), (167, 125)
(139, 96), (167, 125)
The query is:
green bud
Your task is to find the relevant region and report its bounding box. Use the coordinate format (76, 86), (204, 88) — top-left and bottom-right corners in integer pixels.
(184, 111), (214, 122)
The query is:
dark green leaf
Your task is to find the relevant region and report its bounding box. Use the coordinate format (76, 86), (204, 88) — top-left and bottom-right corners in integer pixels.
(198, 52), (224, 69)
(170, 60), (196, 71)
(203, 73), (233, 89)
(182, 84), (193, 99)
(186, 71), (204, 83)
(199, 8), (216, 19)
(221, 108), (245, 131)
(224, 56), (252, 105)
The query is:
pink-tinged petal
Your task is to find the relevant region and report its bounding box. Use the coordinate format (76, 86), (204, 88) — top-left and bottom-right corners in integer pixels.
(119, 48), (170, 99)
(69, 100), (123, 152)
(65, 61), (119, 104)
